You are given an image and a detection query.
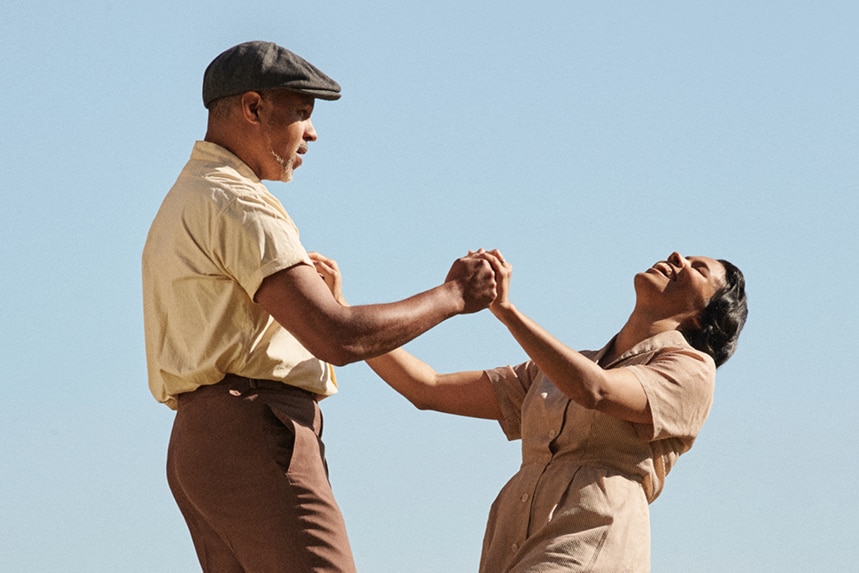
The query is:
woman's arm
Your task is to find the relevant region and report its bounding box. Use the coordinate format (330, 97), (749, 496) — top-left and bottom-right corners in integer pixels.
(367, 350), (503, 420)
(478, 251), (651, 425)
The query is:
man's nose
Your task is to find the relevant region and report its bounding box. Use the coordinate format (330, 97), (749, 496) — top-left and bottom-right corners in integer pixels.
(304, 119), (318, 141)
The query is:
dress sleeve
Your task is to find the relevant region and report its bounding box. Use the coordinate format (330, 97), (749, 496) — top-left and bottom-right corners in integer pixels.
(484, 361), (539, 441)
(627, 348), (716, 442)
(212, 193), (313, 298)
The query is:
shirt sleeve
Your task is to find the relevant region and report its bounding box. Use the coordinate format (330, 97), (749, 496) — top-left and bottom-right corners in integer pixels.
(485, 361), (540, 441)
(212, 193), (313, 298)
(627, 348), (716, 442)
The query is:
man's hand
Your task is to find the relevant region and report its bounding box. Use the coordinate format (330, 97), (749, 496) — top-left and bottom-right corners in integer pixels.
(444, 254), (497, 314)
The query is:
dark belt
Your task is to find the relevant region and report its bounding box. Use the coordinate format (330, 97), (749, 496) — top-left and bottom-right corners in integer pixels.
(222, 374), (319, 400)
(180, 373), (319, 402)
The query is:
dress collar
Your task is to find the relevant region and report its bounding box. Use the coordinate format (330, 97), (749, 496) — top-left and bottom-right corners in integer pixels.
(594, 330), (690, 367)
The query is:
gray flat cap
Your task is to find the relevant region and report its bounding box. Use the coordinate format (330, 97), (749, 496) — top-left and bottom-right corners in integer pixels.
(202, 41), (341, 108)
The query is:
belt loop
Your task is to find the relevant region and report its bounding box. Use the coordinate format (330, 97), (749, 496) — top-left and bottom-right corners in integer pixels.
(249, 379), (259, 390)
(227, 374), (251, 396)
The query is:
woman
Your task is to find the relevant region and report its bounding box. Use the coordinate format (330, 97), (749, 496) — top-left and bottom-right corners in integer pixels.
(314, 249), (748, 572)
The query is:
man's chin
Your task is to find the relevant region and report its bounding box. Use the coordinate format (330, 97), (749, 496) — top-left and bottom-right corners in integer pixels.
(269, 151), (296, 183)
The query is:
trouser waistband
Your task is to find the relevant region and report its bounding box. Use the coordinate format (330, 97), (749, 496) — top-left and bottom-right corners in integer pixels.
(180, 374), (319, 403)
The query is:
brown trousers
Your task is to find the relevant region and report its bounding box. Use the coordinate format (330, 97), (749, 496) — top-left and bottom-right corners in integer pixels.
(167, 376), (356, 573)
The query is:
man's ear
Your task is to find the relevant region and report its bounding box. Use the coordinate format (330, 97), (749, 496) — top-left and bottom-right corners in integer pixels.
(239, 91), (264, 124)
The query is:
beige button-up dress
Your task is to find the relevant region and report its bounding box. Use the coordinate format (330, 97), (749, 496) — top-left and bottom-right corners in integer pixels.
(481, 331), (716, 572)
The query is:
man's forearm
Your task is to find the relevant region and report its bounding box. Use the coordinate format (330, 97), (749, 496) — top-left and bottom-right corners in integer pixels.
(257, 256), (494, 365)
(323, 282), (465, 365)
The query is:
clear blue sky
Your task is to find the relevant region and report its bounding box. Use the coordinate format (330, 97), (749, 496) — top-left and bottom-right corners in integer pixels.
(2, 2), (857, 571)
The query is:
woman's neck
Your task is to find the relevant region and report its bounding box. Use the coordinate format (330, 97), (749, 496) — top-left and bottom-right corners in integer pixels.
(606, 312), (680, 364)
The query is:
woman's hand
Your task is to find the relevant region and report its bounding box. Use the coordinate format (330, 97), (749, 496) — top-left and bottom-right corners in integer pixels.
(308, 252), (348, 306)
(470, 249), (513, 316)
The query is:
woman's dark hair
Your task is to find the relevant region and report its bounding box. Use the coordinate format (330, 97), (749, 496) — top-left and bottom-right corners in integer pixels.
(681, 260), (748, 368)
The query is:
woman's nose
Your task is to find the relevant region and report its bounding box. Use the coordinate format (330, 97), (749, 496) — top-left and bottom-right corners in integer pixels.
(667, 252), (689, 269)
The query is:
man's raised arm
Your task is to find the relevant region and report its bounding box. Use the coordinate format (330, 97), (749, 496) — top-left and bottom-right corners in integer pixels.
(255, 255), (496, 366)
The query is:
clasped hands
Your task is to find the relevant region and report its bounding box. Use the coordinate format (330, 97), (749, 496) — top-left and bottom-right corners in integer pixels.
(309, 248), (512, 315)
(447, 248), (511, 314)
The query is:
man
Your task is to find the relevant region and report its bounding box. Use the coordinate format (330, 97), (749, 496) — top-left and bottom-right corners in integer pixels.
(142, 41), (496, 573)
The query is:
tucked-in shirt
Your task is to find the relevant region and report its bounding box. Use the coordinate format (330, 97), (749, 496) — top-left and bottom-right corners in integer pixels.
(142, 141), (337, 409)
(481, 330), (716, 573)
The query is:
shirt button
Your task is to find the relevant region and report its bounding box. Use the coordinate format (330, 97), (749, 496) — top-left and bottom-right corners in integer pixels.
(511, 543), (519, 552)
(548, 428), (558, 438)
(520, 493), (529, 502)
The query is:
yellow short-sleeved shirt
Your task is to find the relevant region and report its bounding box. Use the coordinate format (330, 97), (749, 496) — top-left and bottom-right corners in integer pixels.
(142, 141), (337, 409)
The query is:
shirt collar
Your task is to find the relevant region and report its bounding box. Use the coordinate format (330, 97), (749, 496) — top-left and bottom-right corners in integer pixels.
(191, 140), (261, 183)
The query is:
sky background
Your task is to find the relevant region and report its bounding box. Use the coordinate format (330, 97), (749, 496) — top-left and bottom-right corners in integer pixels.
(1, 1), (857, 572)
